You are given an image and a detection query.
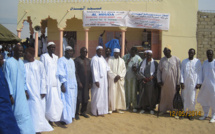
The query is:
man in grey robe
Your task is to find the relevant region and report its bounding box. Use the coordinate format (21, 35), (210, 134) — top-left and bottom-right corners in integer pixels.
(137, 50), (158, 114)
(75, 47), (92, 120)
(157, 47), (181, 115)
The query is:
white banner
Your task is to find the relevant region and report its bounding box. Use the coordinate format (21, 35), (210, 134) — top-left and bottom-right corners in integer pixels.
(83, 11), (170, 30)
(83, 10), (127, 27)
(126, 12), (170, 30)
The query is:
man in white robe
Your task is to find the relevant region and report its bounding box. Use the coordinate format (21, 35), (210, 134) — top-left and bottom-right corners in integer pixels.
(57, 46), (77, 125)
(108, 48), (126, 113)
(197, 50), (215, 123)
(181, 48), (202, 120)
(40, 42), (63, 124)
(157, 47), (181, 115)
(91, 46), (110, 116)
(123, 47), (142, 112)
(4, 45), (35, 134)
(24, 47), (53, 133)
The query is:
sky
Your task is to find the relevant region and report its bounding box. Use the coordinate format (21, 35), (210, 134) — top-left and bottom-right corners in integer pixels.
(0, 0), (215, 39)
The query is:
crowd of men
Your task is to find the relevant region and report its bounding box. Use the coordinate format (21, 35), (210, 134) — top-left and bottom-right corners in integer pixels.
(0, 41), (215, 134)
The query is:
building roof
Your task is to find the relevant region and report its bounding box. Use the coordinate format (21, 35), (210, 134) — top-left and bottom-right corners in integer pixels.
(0, 24), (21, 43)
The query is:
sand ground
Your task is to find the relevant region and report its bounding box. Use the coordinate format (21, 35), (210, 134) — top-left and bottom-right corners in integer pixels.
(43, 90), (215, 134)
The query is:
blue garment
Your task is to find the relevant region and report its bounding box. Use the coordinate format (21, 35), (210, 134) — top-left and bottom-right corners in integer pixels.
(98, 36), (103, 47)
(4, 57), (35, 134)
(57, 57), (77, 124)
(105, 39), (121, 56)
(4, 51), (8, 59)
(0, 68), (20, 134)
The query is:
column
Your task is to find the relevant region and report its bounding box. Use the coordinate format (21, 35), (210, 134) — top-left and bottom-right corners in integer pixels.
(84, 27), (90, 57)
(17, 30), (21, 38)
(120, 27), (127, 57)
(34, 32), (38, 57)
(59, 29), (64, 57)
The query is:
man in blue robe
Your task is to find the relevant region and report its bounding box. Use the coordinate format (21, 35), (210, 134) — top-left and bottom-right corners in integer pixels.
(0, 54), (20, 134)
(4, 45), (35, 134)
(57, 46), (77, 125)
(105, 37), (121, 56)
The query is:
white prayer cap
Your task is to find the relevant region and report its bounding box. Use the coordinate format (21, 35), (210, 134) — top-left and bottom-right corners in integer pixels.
(47, 42), (55, 47)
(65, 46), (73, 51)
(145, 50), (153, 53)
(0, 45), (2, 49)
(96, 46), (103, 50)
(114, 48), (120, 52)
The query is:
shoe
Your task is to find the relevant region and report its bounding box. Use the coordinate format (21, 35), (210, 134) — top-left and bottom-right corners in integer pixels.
(210, 118), (215, 123)
(150, 110), (154, 115)
(108, 111), (112, 114)
(60, 121), (66, 125)
(133, 109), (137, 112)
(75, 114), (80, 120)
(80, 113), (90, 118)
(139, 110), (145, 114)
(117, 110), (124, 114)
(199, 116), (207, 120)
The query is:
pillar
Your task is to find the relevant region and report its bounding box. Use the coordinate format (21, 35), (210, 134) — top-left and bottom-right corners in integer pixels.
(120, 27), (127, 57)
(35, 32), (38, 57)
(17, 30), (21, 38)
(59, 29), (64, 57)
(84, 27), (90, 57)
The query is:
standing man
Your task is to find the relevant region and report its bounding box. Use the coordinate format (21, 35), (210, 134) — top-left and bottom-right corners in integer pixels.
(181, 48), (202, 120)
(4, 45), (35, 134)
(98, 30), (105, 47)
(41, 34), (48, 54)
(105, 47), (111, 62)
(157, 47), (181, 115)
(24, 47), (53, 133)
(108, 48), (126, 113)
(0, 54), (20, 134)
(40, 42), (63, 125)
(57, 46), (77, 125)
(75, 47), (92, 120)
(91, 46), (110, 116)
(136, 50), (158, 115)
(197, 50), (215, 123)
(123, 47), (142, 112)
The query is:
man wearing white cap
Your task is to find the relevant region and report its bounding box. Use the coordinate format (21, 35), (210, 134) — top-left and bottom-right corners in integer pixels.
(91, 46), (111, 116)
(57, 46), (77, 124)
(40, 42), (63, 124)
(136, 50), (158, 114)
(108, 48), (126, 113)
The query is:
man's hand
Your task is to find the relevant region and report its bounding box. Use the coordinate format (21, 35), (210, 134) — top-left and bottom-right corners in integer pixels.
(41, 94), (46, 99)
(132, 66), (137, 72)
(176, 85), (180, 92)
(148, 76), (154, 81)
(78, 82), (83, 89)
(10, 95), (14, 105)
(143, 78), (148, 83)
(114, 75), (120, 83)
(88, 83), (92, 89)
(61, 83), (66, 93)
(95, 82), (100, 88)
(181, 83), (185, 89)
(158, 82), (163, 87)
(25, 91), (29, 100)
(195, 84), (201, 89)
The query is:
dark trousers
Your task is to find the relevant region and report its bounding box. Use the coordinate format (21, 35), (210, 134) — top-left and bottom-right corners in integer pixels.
(76, 99), (88, 115)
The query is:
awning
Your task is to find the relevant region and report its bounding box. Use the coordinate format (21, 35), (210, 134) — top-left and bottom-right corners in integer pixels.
(0, 24), (21, 44)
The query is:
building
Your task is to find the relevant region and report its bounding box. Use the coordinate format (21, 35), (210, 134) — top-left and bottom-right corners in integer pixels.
(17, 0), (198, 59)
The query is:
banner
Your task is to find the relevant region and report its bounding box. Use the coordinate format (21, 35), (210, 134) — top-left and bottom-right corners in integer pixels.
(83, 10), (127, 27)
(83, 11), (170, 30)
(126, 12), (170, 30)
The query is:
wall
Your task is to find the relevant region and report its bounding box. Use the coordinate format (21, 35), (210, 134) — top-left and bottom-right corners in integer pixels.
(18, 0), (198, 59)
(197, 11), (215, 62)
